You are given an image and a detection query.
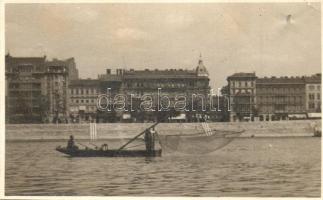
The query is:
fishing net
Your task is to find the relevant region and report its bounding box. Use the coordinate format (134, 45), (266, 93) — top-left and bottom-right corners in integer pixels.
(157, 130), (242, 155)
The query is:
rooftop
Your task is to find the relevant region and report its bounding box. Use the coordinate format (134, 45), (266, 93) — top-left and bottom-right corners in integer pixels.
(69, 79), (100, 87)
(123, 68), (199, 79)
(227, 72), (257, 80)
(257, 76), (304, 84)
(6, 55), (46, 64)
(304, 73), (321, 84)
(46, 60), (68, 67)
(98, 74), (122, 82)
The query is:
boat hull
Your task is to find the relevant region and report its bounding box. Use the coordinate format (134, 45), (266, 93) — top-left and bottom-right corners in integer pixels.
(56, 147), (162, 157)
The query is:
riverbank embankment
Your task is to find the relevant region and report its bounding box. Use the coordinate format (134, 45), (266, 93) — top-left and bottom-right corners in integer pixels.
(5, 120), (321, 141)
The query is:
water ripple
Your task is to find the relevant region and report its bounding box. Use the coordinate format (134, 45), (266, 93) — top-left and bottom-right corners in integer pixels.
(5, 137), (321, 197)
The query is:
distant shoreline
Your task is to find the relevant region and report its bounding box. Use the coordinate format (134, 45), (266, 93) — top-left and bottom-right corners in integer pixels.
(6, 136), (318, 143)
(5, 120), (320, 141)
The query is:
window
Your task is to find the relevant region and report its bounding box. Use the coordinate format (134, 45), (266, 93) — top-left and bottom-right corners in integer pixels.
(76, 100), (79, 103)
(285, 88), (288, 93)
(309, 94), (315, 100)
(86, 99), (89, 103)
(309, 102), (315, 109)
(317, 93), (320, 100)
(245, 82), (248, 87)
(81, 100), (84, 103)
(317, 85), (321, 90)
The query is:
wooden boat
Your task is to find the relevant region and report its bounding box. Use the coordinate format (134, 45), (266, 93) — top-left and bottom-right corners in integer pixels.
(56, 122), (161, 157)
(56, 146), (162, 157)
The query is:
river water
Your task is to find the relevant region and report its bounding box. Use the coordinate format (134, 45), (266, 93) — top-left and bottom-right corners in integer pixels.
(5, 137), (321, 197)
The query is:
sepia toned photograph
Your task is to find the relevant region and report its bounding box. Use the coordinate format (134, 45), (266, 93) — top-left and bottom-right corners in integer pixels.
(2, 1), (322, 198)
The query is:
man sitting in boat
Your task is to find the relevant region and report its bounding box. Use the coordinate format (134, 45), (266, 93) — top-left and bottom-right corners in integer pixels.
(67, 135), (78, 150)
(144, 127), (156, 153)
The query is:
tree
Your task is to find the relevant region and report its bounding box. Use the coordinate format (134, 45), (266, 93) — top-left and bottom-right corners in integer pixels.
(39, 95), (49, 123)
(220, 85), (229, 96)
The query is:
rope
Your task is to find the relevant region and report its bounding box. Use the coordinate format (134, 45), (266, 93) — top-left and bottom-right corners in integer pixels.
(124, 143), (145, 150)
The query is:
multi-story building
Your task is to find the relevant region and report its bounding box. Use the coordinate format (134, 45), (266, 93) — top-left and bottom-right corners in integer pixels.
(97, 69), (123, 122)
(5, 54), (79, 123)
(125, 57), (210, 122)
(44, 59), (69, 123)
(227, 73), (257, 122)
(98, 69), (123, 96)
(227, 72), (321, 122)
(256, 76), (306, 121)
(65, 57), (79, 81)
(304, 73), (321, 114)
(68, 79), (100, 123)
(96, 57), (211, 122)
(5, 54), (47, 123)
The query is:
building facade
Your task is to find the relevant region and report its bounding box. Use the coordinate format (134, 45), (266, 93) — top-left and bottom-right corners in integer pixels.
(5, 54), (47, 123)
(256, 76), (306, 121)
(304, 73), (321, 114)
(68, 79), (100, 123)
(65, 57), (79, 81)
(227, 72), (321, 122)
(5, 54), (79, 123)
(96, 57), (211, 122)
(44, 59), (70, 123)
(227, 73), (257, 122)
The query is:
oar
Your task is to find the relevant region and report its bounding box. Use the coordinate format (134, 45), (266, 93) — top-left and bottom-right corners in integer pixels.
(117, 121), (160, 151)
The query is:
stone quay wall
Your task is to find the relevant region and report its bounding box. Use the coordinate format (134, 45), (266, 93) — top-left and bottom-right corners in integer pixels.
(5, 120), (321, 141)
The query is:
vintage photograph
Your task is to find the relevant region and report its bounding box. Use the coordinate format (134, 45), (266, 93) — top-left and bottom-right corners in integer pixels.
(3, 2), (321, 198)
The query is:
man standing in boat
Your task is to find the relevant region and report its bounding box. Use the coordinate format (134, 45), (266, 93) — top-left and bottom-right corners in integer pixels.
(144, 127), (156, 154)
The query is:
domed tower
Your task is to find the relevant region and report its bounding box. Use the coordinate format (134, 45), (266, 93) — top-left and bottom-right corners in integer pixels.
(196, 54), (209, 77)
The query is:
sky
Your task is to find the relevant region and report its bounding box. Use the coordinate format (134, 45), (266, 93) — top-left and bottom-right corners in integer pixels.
(5, 3), (321, 90)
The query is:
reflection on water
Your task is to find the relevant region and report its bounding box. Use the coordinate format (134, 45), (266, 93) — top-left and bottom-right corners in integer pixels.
(5, 137), (321, 197)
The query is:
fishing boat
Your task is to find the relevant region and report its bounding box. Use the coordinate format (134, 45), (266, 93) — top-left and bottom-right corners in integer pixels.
(55, 121), (244, 157)
(56, 122), (161, 157)
(56, 146), (162, 157)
